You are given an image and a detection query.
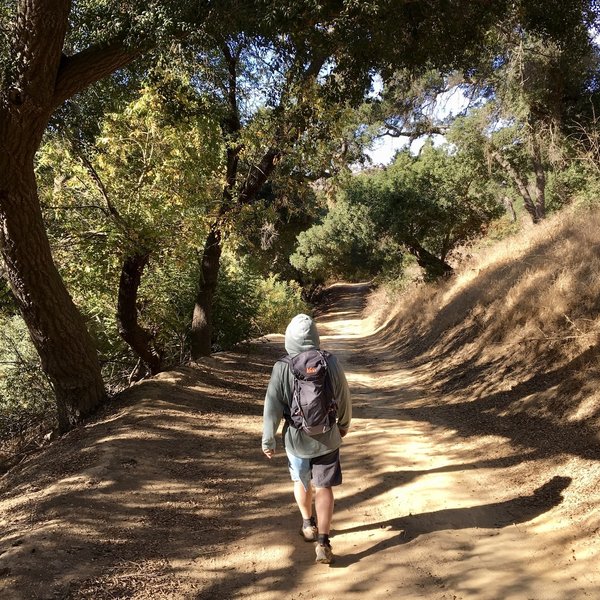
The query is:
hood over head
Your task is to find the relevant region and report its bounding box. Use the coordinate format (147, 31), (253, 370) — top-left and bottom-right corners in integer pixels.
(285, 313), (320, 356)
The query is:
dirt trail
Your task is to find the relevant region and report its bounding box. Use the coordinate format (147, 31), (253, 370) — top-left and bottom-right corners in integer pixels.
(1, 283), (598, 599)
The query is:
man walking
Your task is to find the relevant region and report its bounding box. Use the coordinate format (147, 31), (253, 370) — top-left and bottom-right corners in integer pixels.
(262, 313), (351, 564)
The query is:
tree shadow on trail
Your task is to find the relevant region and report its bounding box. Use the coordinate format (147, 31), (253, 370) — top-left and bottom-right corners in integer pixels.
(334, 449), (543, 515)
(0, 338), (293, 599)
(331, 475), (571, 568)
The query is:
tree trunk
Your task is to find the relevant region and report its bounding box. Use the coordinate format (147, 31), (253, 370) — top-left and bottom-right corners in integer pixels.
(116, 252), (162, 375)
(190, 224), (223, 358)
(502, 195), (517, 222)
(531, 136), (546, 222)
(189, 139), (273, 360)
(188, 44), (238, 360)
(492, 150), (541, 224)
(406, 240), (453, 279)
(0, 153), (106, 433)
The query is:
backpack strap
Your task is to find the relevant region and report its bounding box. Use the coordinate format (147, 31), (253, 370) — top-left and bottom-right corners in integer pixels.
(277, 354), (297, 426)
(317, 350), (330, 371)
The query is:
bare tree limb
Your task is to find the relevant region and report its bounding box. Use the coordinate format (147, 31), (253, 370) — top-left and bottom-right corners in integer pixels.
(380, 119), (449, 139)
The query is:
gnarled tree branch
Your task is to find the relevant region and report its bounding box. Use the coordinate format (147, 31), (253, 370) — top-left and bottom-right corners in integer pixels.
(53, 39), (142, 109)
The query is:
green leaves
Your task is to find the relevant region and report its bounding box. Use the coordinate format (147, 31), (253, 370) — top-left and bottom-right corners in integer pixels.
(212, 253), (307, 350)
(290, 198), (392, 282)
(37, 78), (224, 369)
(92, 81), (222, 248)
(293, 138), (504, 282)
(0, 316), (54, 440)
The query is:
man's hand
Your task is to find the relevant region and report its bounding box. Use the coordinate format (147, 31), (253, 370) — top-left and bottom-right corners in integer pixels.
(339, 428), (348, 438)
(263, 448), (275, 459)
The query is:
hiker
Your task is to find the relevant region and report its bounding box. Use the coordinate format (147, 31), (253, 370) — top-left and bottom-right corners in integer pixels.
(262, 313), (351, 564)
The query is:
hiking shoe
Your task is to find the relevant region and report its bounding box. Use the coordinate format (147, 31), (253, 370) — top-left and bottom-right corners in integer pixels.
(300, 525), (318, 542)
(315, 543), (334, 564)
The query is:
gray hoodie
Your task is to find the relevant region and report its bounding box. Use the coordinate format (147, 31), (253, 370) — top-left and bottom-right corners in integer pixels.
(261, 314), (352, 458)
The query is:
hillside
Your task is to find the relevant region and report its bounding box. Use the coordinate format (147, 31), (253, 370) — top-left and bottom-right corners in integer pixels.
(1, 209), (600, 599)
(366, 207), (600, 451)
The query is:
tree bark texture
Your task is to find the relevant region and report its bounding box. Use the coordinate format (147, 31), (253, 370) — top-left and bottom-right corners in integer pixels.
(191, 224), (223, 358)
(0, 151), (106, 432)
(189, 144), (279, 358)
(190, 44), (239, 359)
(0, 0), (146, 430)
(117, 252), (163, 375)
(531, 136), (546, 222)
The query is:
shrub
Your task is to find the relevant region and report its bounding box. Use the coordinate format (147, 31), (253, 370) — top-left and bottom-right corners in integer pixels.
(212, 257), (261, 351)
(255, 275), (308, 335)
(0, 316), (54, 440)
(213, 255), (309, 350)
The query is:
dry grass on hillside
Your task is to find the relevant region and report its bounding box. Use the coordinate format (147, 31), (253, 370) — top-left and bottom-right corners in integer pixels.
(368, 207), (600, 452)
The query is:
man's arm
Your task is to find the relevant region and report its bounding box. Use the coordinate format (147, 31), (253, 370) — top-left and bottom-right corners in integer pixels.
(262, 361), (286, 455)
(329, 355), (351, 435)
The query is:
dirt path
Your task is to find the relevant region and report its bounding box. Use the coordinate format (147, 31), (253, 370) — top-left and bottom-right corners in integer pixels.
(1, 283), (598, 599)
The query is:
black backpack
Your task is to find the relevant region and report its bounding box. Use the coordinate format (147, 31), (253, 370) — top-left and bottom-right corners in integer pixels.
(279, 349), (337, 436)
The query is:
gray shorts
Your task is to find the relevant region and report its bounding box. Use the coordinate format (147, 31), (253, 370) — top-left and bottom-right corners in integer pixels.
(286, 448), (342, 491)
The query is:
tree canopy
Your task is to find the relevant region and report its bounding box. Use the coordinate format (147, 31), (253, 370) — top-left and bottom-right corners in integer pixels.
(1, 0), (599, 433)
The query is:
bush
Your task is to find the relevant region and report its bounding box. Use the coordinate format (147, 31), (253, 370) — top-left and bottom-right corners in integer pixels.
(0, 316), (55, 441)
(212, 258), (261, 351)
(255, 275), (308, 335)
(213, 254), (309, 350)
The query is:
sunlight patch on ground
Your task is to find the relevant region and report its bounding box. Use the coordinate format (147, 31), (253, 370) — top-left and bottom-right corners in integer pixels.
(321, 318), (368, 339)
(345, 368), (422, 393)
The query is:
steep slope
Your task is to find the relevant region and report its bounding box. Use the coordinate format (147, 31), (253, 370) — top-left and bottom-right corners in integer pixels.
(367, 207), (600, 448)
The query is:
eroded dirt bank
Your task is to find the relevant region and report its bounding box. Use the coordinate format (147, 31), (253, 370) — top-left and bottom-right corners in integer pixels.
(1, 283), (598, 599)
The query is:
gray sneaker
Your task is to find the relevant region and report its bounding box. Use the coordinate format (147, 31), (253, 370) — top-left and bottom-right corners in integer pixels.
(299, 525), (318, 542)
(315, 543), (334, 564)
